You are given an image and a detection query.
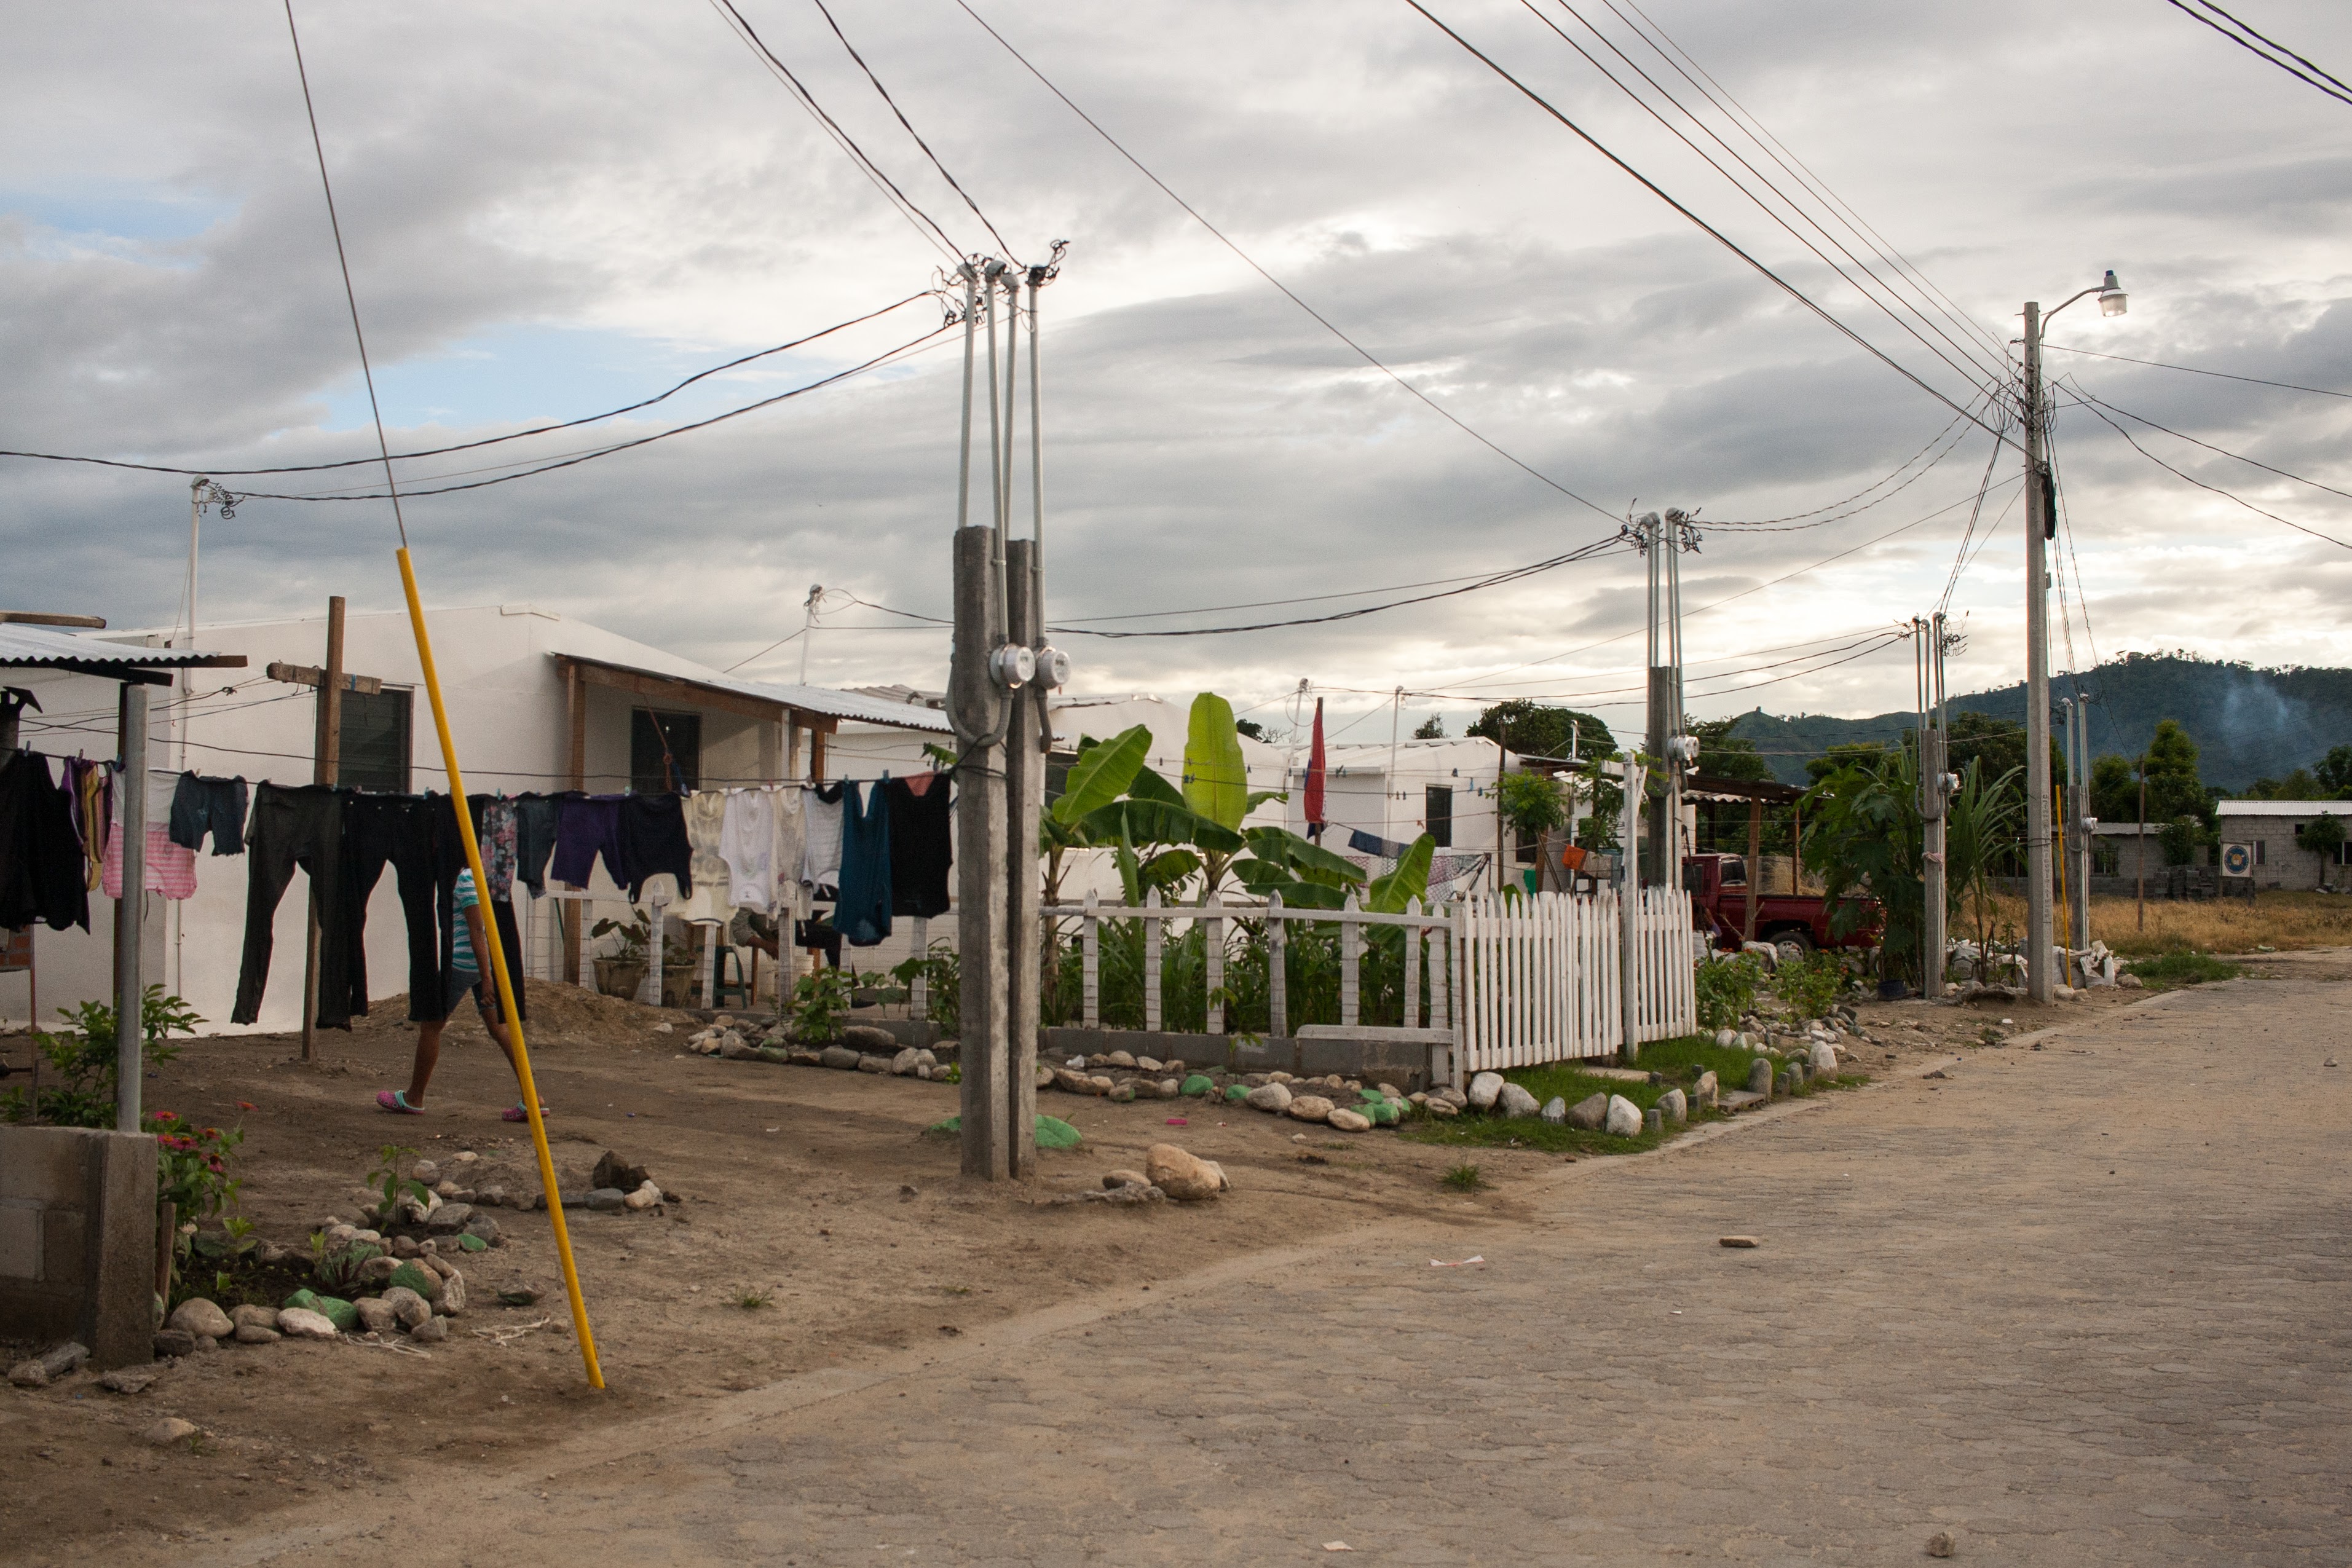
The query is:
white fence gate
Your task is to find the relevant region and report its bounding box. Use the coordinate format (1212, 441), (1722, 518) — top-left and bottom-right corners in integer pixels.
(1453, 885), (1699, 1074)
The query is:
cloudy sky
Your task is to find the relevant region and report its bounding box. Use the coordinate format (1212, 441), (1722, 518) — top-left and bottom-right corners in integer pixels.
(6, 0), (2349, 751)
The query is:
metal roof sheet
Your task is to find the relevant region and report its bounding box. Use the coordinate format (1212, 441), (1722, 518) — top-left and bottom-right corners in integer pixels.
(0, 623), (245, 672)
(2215, 799), (2348, 817)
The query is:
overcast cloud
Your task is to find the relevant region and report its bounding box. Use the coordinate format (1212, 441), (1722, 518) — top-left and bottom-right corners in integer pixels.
(6, 0), (2350, 747)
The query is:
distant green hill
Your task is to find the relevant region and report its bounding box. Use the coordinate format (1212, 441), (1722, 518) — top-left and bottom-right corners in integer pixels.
(1726, 653), (2352, 791)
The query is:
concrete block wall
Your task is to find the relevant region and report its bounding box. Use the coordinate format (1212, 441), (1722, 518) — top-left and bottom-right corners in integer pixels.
(0, 1126), (158, 1368)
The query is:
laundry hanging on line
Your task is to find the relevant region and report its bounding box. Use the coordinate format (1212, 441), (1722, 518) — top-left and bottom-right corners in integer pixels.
(0, 751), (92, 934)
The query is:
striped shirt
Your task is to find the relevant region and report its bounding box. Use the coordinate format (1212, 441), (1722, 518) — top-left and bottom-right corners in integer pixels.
(451, 869), (479, 972)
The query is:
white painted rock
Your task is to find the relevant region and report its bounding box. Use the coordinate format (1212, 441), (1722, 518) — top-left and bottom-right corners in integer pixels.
(1326, 1108), (1372, 1133)
(1285, 1095), (1335, 1124)
(1496, 1082), (1541, 1118)
(1659, 1087), (1689, 1122)
(1603, 1095), (1643, 1137)
(167, 1298), (232, 1341)
(1539, 1097), (1568, 1124)
(277, 1307), (339, 1341)
(1691, 1070), (1718, 1109)
(1466, 1071), (1506, 1111)
(1809, 1042), (1839, 1078)
(1244, 1082), (1293, 1114)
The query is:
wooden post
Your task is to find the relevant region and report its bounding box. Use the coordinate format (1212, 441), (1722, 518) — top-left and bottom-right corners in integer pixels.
(1266, 891), (1287, 1039)
(299, 596), (346, 1062)
(1744, 797), (1761, 942)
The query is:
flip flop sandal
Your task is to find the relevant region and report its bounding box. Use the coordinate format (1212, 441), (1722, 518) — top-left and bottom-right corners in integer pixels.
(502, 1102), (551, 1123)
(377, 1090), (425, 1115)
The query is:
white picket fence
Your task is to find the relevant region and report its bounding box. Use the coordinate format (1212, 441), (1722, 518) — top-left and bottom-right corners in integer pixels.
(1452, 885), (1699, 1074)
(1044, 881), (1702, 1081)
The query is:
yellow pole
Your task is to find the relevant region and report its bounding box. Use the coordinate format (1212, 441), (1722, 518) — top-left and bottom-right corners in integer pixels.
(397, 549), (604, 1389)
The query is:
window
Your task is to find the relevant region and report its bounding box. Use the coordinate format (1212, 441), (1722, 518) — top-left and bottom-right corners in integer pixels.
(1681, 861), (1705, 894)
(2093, 844), (2120, 875)
(338, 688), (412, 794)
(1719, 857), (1747, 885)
(2255, 839), (2268, 865)
(632, 710), (701, 794)
(1424, 785), (1453, 849)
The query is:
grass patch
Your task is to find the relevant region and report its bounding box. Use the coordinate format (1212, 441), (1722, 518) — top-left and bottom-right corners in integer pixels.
(1974, 889), (2352, 959)
(1441, 1163), (1485, 1191)
(732, 1286), (773, 1310)
(2123, 950), (2245, 990)
(1402, 1032), (1861, 1156)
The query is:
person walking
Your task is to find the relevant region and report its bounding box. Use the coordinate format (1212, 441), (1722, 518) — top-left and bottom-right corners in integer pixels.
(376, 867), (545, 1122)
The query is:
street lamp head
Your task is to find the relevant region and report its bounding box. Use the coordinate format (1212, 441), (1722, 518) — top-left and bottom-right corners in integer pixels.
(2097, 269), (2128, 317)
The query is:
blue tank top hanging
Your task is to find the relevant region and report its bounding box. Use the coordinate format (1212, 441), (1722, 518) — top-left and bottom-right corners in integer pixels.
(834, 779), (893, 946)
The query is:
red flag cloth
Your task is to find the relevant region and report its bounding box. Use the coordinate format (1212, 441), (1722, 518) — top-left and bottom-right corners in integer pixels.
(1304, 698), (1327, 838)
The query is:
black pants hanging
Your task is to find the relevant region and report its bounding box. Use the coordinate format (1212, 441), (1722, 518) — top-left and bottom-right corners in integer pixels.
(343, 795), (456, 1023)
(232, 784), (350, 1028)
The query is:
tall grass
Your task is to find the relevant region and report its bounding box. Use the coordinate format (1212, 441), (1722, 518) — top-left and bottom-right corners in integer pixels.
(1978, 890), (2352, 956)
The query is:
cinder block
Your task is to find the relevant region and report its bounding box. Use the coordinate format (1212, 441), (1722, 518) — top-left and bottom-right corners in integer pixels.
(0, 1128), (90, 1202)
(0, 1201), (41, 1281)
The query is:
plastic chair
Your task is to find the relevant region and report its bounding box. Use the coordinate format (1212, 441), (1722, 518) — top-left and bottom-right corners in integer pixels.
(712, 945), (752, 1009)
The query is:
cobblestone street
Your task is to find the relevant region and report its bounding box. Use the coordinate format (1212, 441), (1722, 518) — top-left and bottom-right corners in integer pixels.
(171, 973), (2351, 1565)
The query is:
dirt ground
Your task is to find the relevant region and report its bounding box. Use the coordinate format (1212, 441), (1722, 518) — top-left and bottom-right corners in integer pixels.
(0, 971), (2163, 1555)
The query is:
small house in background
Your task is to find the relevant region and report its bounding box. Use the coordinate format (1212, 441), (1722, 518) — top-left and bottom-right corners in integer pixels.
(1286, 737), (1507, 896)
(2214, 800), (2350, 890)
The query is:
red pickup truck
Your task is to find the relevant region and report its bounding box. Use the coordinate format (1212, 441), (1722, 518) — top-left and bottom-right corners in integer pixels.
(1679, 853), (1880, 953)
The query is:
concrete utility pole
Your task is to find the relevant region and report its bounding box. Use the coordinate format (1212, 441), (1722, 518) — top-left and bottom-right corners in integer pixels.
(952, 252), (1066, 1181)
(2018, 270), (2126, 1003)
(1917, 613), (1952, 998)
(1618, 754), (1646, 1062)
(1638, 511), (1694, 887)
(2070, 696), (2094, 960)
(114, 681), (149, 1132)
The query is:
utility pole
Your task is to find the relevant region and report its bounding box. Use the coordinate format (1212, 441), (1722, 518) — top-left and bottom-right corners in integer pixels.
(1618, 752), (1646, 1063)
(2070, 696), (2094, 959)
(2018, 270), (2126, 1003)
(1638, 511), (1694, 887)
(2021, 299), (2056, 1003)
(2136, 754), (2149, 932)
(1917, 613), (1952, 998)
(951, 251), (1065, 1181)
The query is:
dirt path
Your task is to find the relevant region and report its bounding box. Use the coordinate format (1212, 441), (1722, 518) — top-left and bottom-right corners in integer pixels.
(9, 967), (2342, 1564)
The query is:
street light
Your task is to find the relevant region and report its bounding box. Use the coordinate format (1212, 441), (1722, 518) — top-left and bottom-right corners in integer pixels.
(2019, 269), (2128, 1003)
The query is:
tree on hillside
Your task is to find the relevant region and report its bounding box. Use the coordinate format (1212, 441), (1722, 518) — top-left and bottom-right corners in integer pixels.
(2244, 767), (2322, 801)
(1469, 701), (1614, 761)
(1690, 716), (1772, 782)
(2091, 718), (2211, 829)
(1805, 740), (1894, 785)
(1413, 715), (1445, 739)
(2315, 744), (2352, 796)
(1944, 711), (2061, 790)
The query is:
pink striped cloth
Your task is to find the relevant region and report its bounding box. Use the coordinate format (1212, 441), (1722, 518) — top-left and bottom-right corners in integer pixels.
(100, 823), (199, 900)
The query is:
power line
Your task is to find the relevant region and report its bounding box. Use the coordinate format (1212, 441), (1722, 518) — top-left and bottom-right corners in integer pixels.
(2041, 341), (2350, 401)
(1938, 407), (2014, 615)
(705, 0), (964, 260)
(0, 293), (944, 481)
(1608, 0), (2010, 366)
(1530, 0), (2010, 394)
(2067, 392), (2352, 551)
(2064, 381), (2352, 504)
(282, 0), (408, 546)
(2163, 0), (2352, 107)
(224, 323), (957, 501)
(950, 0), (1626, 527)
(802, 0), (1019, 261)
(1403, 1), (2021, 451)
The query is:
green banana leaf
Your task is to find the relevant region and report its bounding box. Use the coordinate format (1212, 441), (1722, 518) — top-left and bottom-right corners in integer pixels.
(1126, 764), (1186, 806)
(1079, 797), (1245, 856)
(1052, 725), (1151, 826)
(1242, 826), (1367, 886)
(1366, 833), (1437, 913)
(1183, 693), (1250, 830)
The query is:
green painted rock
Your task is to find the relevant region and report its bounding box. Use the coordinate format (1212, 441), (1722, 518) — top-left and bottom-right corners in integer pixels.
(457, 1233), (488, 1253)
(1358, 1087), (1387, 1105)
(310, 1295), (360, 1331)
(1033, 1115), (1083, 1150)
(926, 1115), (961, 1135)
(282, 1287), (321, 1315)
(387, 1261), (438, 1299)
(1180, 1074), (1215, 1098)
(1223, 1084), (1249, 1103)
(1367, 1099), (1401, 1126)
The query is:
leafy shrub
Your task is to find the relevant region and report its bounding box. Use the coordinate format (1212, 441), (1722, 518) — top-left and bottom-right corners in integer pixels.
(1695, 953), (1764, 1030)
(790, 966), (855, 1042)
(2124, 951), (2243, 990)
(1, 986), (202, 1128)
(1772, 950), (1847, 1021)
(889, 944), (960, 1032)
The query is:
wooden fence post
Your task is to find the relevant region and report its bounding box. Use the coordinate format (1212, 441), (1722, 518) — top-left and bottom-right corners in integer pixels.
(1267, 891), (1287, 1038)
(1403, 896), (1423, 1030)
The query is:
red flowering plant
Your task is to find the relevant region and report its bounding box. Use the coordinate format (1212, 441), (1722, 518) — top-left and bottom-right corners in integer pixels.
(148, 1108), (250, 1299)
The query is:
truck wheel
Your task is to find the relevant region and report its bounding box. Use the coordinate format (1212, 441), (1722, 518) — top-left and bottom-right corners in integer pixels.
(1774, 931), (1814, 966)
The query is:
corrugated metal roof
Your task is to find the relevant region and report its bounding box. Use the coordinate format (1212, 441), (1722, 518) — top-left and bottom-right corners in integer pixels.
(0, 623), (244, 672)
(2216, 799), (2348, 817)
